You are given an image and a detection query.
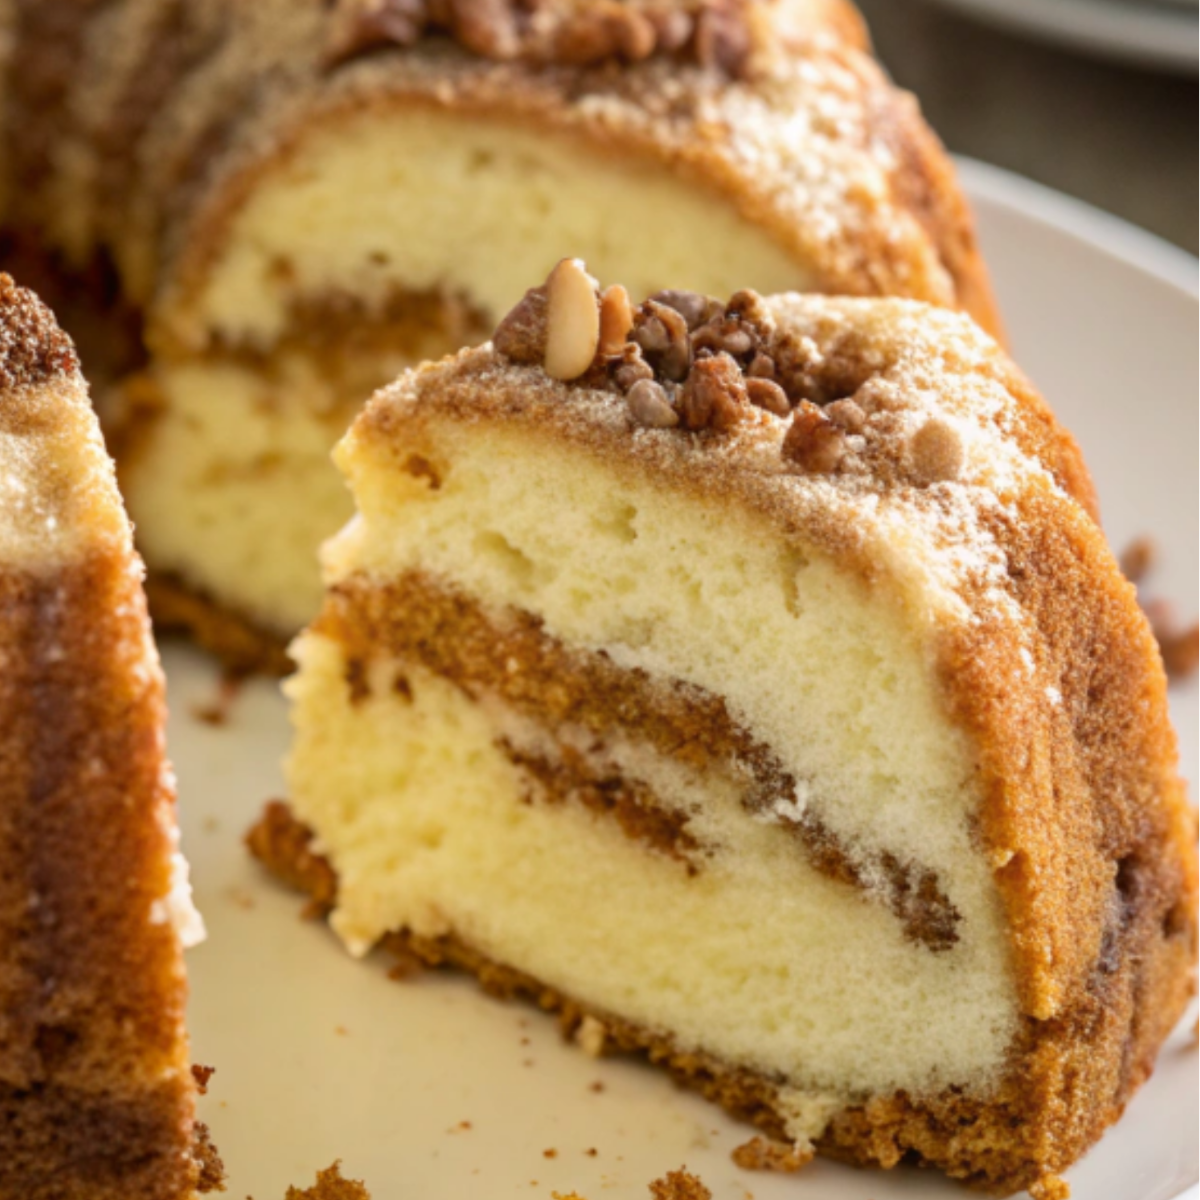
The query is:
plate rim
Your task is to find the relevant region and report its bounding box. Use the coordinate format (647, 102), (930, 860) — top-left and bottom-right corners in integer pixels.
(955, 156), (1199, 302)
(924, 0), (1199, 74)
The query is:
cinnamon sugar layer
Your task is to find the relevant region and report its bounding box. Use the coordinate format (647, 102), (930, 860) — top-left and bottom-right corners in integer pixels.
(320, 569), (960, 950)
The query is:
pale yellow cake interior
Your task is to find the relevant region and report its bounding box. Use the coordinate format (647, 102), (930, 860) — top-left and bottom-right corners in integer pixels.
(126, 110), (818, 633)
(170, 109), (809, 350)
(285, 409), (1020, 1134)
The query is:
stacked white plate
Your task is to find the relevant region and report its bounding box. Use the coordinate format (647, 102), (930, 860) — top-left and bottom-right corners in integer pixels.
(927, 0), (1198, 73)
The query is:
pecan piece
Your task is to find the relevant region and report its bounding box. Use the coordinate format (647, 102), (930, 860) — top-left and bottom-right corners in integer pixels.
(626, 378), (679, 428)
(446, 0), (519, 58)
(782, 401), (846, 473)
(825, 398), (867, 433)
(691, 316), (757, 359)
(678, 352), (748, 432)
(746, 376), (789, 416)
(650, 289), (722, 332)
(633, 299), (691, 382)
(493, 284), (549, 365)
(612, 342), (654, 391)
(324, 0), (427, 68)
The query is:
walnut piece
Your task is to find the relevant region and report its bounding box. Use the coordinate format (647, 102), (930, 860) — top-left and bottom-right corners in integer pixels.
(626, 378), (679, 428)
(825, 397), (867, 433)
(782, 401), (846, 473)
(678, 352), (747, 432)
(634, 299), (692, 382)
(544, 258), (600, 381)
(324, 0), (426, 67)
(746, 376), (789, 416)
(492, 283), (549, 365)
(909, 416), (965, 485)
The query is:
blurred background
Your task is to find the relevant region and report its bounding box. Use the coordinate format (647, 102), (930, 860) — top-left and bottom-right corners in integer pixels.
(856, 0), (1198, 253)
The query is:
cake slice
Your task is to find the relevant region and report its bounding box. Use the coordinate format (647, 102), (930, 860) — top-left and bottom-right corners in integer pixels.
(253, 265), (1197, 1195)
(0, 277), (218, 1198)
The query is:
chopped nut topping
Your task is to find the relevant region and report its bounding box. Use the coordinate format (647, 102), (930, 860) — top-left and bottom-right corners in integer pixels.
(324, 0), (426, 67)
(449, 0), (520, 58)
(612, 342), (655, 391)
(544, 258), (600, 381)
(599, 284), (634, 357)
(746, 376), (789, 416)
(782, 401), (846, 473)
(493, 283), (548, 365)
(691, 316), (756, 359)
(650, 289), (722, 332)
(730, 1135), (814, 1173)
(326, 0), (770, 79)
(824, 397), (867, 433)
(634, 299), (692, 382)
(678, 352), (747, 432)
(626, 378), (679, 428)
(747, 351), (776, 379)
(909, 416), (965, 485)
(726, 288), (776, 338)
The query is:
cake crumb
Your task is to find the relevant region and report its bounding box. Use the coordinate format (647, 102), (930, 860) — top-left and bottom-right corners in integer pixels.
(193, 1121), (225, 1192)
(543, 1148), (558, 1158)
(191, 1064), (216, 1095)
(585, 1147), (598, 1156)
(334, 1025), (349, 1037)
(649, 1168), (712, 1200)
(190, 672), (243, 726)
(448, 1120), (472, 1133)
(588, 1080), (606, 1093)
(1029, 1175), (1070, 1200)
(275, 1162), (371, 1200)
(730, 1135), (814, 1173)
(575, 1014), (608, 1057)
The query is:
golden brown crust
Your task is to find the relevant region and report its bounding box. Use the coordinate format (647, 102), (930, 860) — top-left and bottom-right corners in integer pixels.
(251, 800), (1180, 1196)
(0, 555), (208, 1200)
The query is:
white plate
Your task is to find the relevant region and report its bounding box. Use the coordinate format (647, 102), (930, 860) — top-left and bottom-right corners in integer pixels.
(174, 162), (1200, 1200)
(924, 0), (1198, 74)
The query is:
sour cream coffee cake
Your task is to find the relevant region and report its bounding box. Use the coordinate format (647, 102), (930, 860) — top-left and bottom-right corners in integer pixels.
(251, 265), (1198, 1196)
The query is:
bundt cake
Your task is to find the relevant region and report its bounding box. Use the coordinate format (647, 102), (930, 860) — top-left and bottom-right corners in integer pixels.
(0, 0), (999, 669)
(0, 276), (218, 1198)
(250, 265), (1197, 1196)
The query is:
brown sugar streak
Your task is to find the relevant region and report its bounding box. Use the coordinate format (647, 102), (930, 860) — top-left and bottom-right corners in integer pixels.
(317, 568), (962, 950)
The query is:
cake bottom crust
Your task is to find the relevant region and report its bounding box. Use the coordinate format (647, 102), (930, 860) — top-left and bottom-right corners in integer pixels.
(248, 802), (1078, 1197)
(146, 570), (292, 676)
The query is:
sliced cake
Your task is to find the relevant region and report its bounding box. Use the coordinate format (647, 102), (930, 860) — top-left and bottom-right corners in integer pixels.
(1, 0), (998, 666)
(0, 276), (218, 1198)
(252, 265), (1197, 1196)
